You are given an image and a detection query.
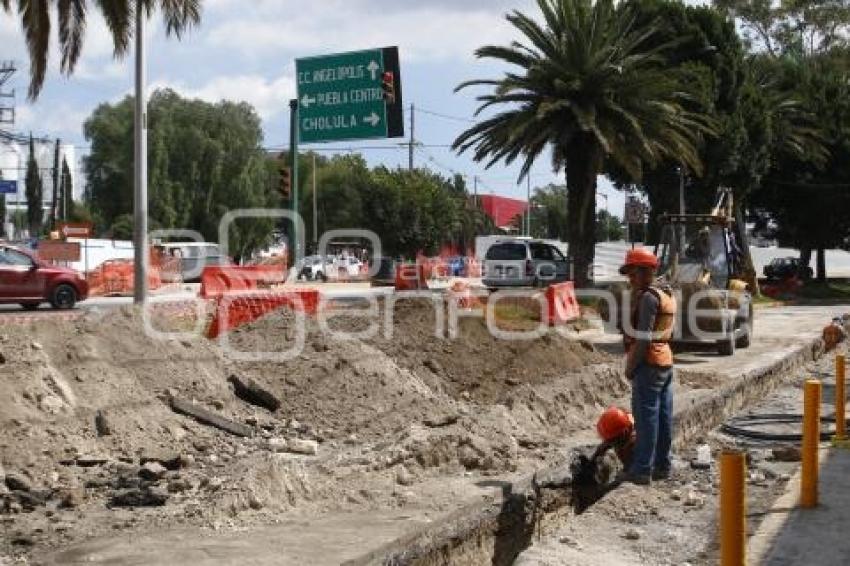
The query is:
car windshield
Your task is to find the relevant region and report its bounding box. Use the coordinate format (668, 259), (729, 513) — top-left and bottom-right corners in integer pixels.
(486, 243), (526, 261)
(0, 248), (33, 266)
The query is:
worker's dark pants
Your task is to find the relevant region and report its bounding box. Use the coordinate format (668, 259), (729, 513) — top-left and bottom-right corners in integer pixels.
(630, 362), (674, 477)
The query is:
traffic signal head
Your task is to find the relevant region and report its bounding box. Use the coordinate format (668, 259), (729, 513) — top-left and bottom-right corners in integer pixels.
(382, 71), (396, 105)
(279, 166), (291, 199)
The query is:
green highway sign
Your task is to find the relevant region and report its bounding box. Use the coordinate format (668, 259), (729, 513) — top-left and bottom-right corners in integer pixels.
(296, 46), (403, 144)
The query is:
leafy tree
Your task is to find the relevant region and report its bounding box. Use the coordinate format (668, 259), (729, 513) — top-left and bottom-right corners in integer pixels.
(0, 0), (201, 99)
(25, 135), (43, 235)
(60, 156), (74, 221)
(84, 89), (277, 259)
(453, 0), (714, 286)
(596, 210), (625, 242)
(525, 184), (568, 240)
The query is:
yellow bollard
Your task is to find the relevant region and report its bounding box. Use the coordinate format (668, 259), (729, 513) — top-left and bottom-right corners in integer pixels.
(801, 379), (822, 508)
(836, 355), (846, 441)
(720, 451), (746, 566)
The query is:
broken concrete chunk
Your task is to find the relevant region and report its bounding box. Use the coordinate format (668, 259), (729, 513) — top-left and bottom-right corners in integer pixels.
(169, 396), (253, 438)
(267, 438), (288, 452)
(771, 446), (802, 462)
(4, 474), (32, 493)
(110, 488), (169, 508)
(395, 466), (415, 486)
(138, 462), (167, 481)
(624, 528), (641, 540)
(287, 439), (318, 456)
(228, 374), (281, 412)
(95, 410), (112, 437)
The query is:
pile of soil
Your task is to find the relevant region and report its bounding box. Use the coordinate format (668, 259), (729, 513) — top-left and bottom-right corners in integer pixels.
(0, 298), (624, 560)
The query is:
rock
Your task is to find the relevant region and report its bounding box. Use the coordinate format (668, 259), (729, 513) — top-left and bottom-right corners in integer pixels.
(396, 466), (415, 486)
(58, 488), (86, 509)
(670, 489), (682, 501)
(110, 488), (169, 508)
(95, 410), (112, 436)
(423, 359), (442, 373)
(505, 377), (520, 386)
(31, 342), (43, 351)
(684, 490), (705, 507)
(0, 352), (5, 364)
(140, 452), (182, 471)
(210, 399), (225, 410)
(178, 454), (195, 468)
(248, 494), (264, 510)
(559, 535), (579, 547)
(267, 438), (289, 452)
(76, 454), (110, 467)
(206, 477), (224, 491)
(5, 474), (32, 492)
(624, 528), (641, 540)
(287, 439), (318, 456)
(138, 462), (167, 481)
(167, 478), (194, 493)
(772, 446), (802, 462)
(227, 374), (281, 412)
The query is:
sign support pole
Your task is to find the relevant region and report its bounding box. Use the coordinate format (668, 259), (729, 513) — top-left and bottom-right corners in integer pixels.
(133, 3), (148, 305)
(289, 99), (300, 262)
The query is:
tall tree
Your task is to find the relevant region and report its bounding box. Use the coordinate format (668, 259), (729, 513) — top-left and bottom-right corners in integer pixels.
(61, 156), (74, 221)
(25, 135), (43, 236)
(453, 0), (715, 286)
(0, 0), (201, 99)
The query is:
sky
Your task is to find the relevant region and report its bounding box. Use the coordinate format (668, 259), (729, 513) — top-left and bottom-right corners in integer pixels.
(0, 0), (624, 216)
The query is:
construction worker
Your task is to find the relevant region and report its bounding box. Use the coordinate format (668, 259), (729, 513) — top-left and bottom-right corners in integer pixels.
(593, 406), (636, 470)
(619, 248), (677, 485)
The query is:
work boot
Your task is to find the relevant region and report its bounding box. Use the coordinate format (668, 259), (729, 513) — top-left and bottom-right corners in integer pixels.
(617, 471), (651, 486)
(652, 468), (672, 481)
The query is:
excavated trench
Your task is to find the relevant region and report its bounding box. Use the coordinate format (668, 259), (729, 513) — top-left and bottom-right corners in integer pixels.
(347, 334), (827, 566)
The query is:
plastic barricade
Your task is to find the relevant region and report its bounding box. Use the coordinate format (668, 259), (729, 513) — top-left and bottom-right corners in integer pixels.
(206, 289), (320, 338)
(448, 280), (481, 310)
(545, 282), (580, 325)
(87, 259), (162, 296)
(199, 266), (261, 298)
(395, 263), (427, 291)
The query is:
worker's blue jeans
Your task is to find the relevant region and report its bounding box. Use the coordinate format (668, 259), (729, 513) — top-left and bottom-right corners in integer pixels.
(630, 362), (674, 477)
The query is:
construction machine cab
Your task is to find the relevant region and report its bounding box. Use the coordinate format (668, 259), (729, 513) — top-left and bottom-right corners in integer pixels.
(653, 187), (755, 356)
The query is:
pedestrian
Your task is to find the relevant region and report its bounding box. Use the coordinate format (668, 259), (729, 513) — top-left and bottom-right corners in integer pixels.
(619, 248), (677, 485)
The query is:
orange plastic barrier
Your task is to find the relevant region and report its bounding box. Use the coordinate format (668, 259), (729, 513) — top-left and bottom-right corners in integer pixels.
(206, 289), (320, 338)
(545, 282), (580, 325)
(448, 280), (481, 310)
(200, 265), (288, 298)
(87, 259), (162, 296)
(395, 263), (427, 291)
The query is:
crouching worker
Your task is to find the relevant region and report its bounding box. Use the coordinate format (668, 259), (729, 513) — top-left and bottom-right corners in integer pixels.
(592, 406), (635, 470)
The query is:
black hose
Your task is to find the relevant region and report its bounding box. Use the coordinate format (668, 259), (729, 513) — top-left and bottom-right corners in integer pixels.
(720, 413), (836, 442)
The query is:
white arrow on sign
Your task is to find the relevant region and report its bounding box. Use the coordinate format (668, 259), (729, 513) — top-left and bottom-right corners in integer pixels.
(300, 94), (316, 108)
(364, 112), (380, 127)
(367, 60), (380, 80)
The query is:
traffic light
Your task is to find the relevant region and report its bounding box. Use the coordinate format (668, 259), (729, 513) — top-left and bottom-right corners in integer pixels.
(382, 71), (396, 105)
(279, 166), (291, 199)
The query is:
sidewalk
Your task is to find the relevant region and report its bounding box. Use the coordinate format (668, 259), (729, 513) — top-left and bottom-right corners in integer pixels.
(753, 449), (850, 566)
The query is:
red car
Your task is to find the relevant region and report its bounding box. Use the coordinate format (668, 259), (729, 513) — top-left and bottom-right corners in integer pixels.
(0, 244), (89, 310)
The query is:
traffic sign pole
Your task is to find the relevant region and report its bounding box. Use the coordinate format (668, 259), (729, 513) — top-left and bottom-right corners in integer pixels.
(289, 99), (300, 263)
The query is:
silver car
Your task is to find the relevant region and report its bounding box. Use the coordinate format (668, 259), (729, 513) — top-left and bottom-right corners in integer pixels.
(482, 240), (571, 288)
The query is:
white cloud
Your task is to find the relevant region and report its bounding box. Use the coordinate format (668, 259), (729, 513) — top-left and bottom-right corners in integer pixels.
(204, 2), (521, 62)
(149, 73), (296, 119)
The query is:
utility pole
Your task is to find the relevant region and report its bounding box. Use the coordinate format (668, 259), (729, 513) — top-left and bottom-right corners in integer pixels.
(50, 138), (59, 230)
(133, 2), (148, 305)
(526, 175), (531, 236)
(312, 152), (317, 251)
(408, 103), (415, 171)
(289, 99), (300, 261)
(473, 175), (478, 208)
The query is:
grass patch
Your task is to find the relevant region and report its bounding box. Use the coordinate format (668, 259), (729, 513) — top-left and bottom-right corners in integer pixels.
(796, 279), (850, 301)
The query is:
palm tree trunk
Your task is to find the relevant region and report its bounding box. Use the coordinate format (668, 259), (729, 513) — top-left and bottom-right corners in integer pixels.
(565, 139), (601, 287)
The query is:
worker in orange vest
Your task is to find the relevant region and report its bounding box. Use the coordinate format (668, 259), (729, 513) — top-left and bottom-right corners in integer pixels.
(619, 248), (677, 485)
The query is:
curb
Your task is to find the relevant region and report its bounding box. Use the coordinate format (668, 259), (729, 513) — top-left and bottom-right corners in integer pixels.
(347, 335), (827, 566)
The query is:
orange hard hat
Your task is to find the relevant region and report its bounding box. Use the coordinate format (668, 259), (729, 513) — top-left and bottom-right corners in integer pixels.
(597, 406), (634, 442)
(619, 247), (659, 274)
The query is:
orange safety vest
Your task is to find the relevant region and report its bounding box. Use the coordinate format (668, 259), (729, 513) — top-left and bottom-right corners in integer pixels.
(624, 286), (676, 367)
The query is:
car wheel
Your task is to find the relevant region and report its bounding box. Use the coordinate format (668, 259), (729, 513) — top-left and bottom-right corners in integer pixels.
(717, 331), (736, 356)
(736, 321), (752, 348)
(317, 271), (327, 282)
(50, 284), (78, 310)
(20, 302), (40, 311)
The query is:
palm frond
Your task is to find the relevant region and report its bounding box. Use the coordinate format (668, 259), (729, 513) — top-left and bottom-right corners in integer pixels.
(58, 0), (86, 75)
(20, 0), (51, 99)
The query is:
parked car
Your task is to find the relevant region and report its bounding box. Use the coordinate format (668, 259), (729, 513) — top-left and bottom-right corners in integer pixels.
(333, 256), (363, 277)
(482, 240), (570, 288)
(297, 255), (332, 281)
(763, 257), (813, 281)
(0, 244), (89, 310)
(156, 242), (228, 282)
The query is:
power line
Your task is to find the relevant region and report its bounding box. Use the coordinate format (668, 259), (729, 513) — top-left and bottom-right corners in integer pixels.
(416, 106), (476, 124)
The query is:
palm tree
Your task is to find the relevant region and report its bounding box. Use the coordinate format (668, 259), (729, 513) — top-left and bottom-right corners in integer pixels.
(453, 0), (716, 286)
(1, 0), (201, 99)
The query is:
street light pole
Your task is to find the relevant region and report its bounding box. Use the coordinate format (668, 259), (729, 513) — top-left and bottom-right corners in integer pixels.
(133, 1), (148, 305)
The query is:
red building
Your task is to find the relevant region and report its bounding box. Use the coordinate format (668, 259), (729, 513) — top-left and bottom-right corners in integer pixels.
(477, 195), (528, 231)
